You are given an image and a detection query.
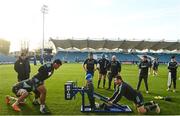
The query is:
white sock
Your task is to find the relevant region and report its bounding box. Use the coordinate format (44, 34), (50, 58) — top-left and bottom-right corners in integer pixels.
(40, 104), (45, 111)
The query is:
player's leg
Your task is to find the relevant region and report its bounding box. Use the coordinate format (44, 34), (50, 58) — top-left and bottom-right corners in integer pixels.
(36, 84), (47, 113)
(102, 73), (107, 88)
(137, 104), (160, 114)
(5, 95), (18, 104)
(17, 75), (22, 82)
(155, 68), (158, 76)
(113, 76), (116, 89)
(97, 73), (102, 88)
(167, 72), (172, 91)
(144, 77), (149, 93)
(137, 76), (143, 91)
(172, 75), (177, 92)
(12, 89), (29, 112)
(32, 90), (40, 105)
(86, 90), (95, 110)
(149, 67), (151, 75)
(144, 101), (155, 106)
(5, 95), (26, 105)
(134, 93), (147, 114)
(152, 68), (155, 76)
(135, 93), (160, 114)
(144, 103), (160, 114)
(107, 72), (112, 89)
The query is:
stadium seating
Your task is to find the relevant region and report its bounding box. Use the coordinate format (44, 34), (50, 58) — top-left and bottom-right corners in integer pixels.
(0, 53), (16, 64)
(54, 51), (180, 63)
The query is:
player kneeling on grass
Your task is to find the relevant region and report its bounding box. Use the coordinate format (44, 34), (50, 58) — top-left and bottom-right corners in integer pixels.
(107, 75), (160, 114)
(5, 59), (62, 114)
(84, 73), (96, 110)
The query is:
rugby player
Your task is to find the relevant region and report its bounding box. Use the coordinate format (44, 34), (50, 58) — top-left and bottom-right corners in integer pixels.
(167, 56), (178, 92)
(108, 75), (160, 114)
(83, 52), (97, 77)
(6, 59), (62, 114)
(97, 54), (109, 88)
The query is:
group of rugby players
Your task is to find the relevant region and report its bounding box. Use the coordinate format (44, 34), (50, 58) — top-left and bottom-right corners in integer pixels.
(5, 52), (178, 114)
(82, 52), (178, 114)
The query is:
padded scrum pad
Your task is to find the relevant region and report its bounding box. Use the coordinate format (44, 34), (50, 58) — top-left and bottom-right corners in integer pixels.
(64, 82), (74, 100)
(81, 105), (132, 113)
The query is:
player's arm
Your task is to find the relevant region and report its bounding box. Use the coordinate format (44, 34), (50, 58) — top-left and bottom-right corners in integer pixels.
(108, 90), (118, 102)
(97, 63), (100, 71)
(27, 59), (31, 73)
(138, 62), (142, 73)
(138, 62), (142, 69)
(83, 59), (87, 71)
(110, 85), (123, 104)
(107, 61), (111, 71)
(167, 62), (170, 69)
(175, 62), (178, 69)
(108, 85), (122, 102)
(118, 61), (121, 73)
(14, 60), (19, 73)
(94, 60), (98, 71)
(105, 60), (110, 70)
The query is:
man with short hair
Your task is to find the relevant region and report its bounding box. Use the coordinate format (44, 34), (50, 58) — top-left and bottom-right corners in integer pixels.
(6, 59), (62, 114)
(107, 55), (121, 90)
(97, 54), (109, 88)
(14, 53), (31, 82)
(107, 75), (160, 114)
(83, 52), (97, 77)
(167, 56), (178, 92)
(137, 55), (150, 94)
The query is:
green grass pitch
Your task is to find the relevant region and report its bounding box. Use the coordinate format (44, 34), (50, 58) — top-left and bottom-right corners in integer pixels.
(0, 63), (179, 115)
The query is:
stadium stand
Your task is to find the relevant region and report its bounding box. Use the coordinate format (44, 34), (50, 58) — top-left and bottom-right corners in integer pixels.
(51, 39), (180, 63)
(50, 39), (180, 50)
(0, 53), (16, 64)
(53, 51), (180, 63)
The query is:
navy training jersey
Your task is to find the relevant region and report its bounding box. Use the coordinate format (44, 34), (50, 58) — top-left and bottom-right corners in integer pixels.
(97, 58), (109, 71)
(109, 82), (140, 104)
(83, 58), (97, 72)
(139, 60), (149, 76)
(33, 63), (54, 82)
(13, 79), (34, 92)
(108, 61), (121, 75)
(168, 61), (178, 73)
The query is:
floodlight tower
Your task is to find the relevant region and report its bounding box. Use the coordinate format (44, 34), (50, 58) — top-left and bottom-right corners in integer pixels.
(41, 4), (48, 64)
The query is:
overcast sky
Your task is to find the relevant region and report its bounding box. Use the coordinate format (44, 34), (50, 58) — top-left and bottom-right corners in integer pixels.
(0, 0), (180, 51)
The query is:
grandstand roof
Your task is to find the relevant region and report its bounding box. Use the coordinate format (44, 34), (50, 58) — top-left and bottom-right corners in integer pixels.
(50, 38), (180, 51)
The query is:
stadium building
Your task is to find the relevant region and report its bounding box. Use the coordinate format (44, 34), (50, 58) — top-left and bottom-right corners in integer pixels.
(50, 38), (180, 63)
(0, 39), (16, 63)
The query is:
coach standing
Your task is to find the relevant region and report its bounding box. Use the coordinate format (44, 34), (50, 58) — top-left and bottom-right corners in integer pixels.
(97, 54), (109, 88)
(137, 55), (150, 94)
(14, 53), (31, 82)
(107, 55), (121, 90)
(167, 56), (178, 92)
(83, 52), (97, 77)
